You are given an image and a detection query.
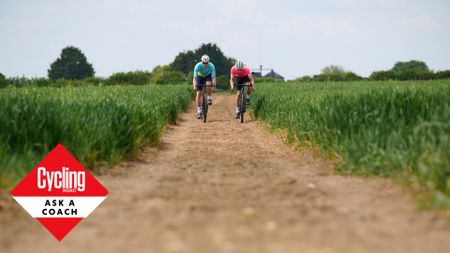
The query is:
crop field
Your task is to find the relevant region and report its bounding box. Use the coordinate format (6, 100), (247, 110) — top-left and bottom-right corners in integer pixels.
(2, 81), (450, 251)
(0, 84), (193, 187)
(251, 80), (450, 206)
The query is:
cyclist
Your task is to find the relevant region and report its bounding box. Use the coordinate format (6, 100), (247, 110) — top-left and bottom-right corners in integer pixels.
(193, 54), (216, 119)
(230, 60), (255, 118)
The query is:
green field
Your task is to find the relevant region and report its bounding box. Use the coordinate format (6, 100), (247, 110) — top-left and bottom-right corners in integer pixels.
(2, 80), (449, 207)
(0, 85), (193, 187)
(252, 80), (450, 207)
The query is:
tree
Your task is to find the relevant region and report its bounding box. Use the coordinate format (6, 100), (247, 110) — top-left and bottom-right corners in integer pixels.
(434, 70), (450, 79)
(48, 46), (95, 80)
(291, 75), (313, 82)
(321, 65), (346, 75)
(369, 70), (396, 81)
(171, 50), (197, 74)
(0, 72), (8, 88)
(171, 43), (235, 76)
(107, 71), (152, 85)
(391, 60), (432, 80)
(391, 60), (429, 73)
(316, 65), (362, 81)
(151, 65), (186, 84)
(344, 71), (363, 81)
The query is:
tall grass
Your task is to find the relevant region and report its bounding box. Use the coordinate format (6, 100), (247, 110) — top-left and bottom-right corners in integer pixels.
(0, 85), (193, 187)
(252, 80), (450, 207)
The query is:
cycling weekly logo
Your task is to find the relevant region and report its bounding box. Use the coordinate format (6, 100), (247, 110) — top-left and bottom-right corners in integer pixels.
(11, 144), (108, 241)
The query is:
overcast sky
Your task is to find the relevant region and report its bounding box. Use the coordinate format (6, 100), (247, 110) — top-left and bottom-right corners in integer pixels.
(1, 0), (449, 79)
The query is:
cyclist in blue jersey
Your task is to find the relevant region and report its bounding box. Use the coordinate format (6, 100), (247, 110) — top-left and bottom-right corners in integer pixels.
(193, 54), (216, 119)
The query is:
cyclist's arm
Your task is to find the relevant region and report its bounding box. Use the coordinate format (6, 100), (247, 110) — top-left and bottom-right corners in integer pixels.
(193, 63), (200, 78)
(248, 72), (255, 91)
(193, 64), (199, 90)
(210, 63), (216, 78)
(229, 69), (235, 89)
(210, 63), (217, 86)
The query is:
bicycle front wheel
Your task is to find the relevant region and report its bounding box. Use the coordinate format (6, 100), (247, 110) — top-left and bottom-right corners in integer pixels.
(202, 92), (208, 123)
(240, 90), (246, 123)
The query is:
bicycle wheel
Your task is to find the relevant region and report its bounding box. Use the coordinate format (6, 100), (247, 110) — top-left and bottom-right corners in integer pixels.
(240, 89), (246, 123)
(202, 90), (208, 123)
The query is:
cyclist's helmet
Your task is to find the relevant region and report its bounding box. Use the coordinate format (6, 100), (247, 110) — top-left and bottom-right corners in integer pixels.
(201, 54), (209, 64)
(235, 61), (244, 71)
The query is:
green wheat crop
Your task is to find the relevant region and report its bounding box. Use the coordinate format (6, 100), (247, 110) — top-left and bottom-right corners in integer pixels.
(0, 84), (193, 187)
(252, 80), (450, 207)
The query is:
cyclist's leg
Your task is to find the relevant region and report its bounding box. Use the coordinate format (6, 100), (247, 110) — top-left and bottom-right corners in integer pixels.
(205, 74), (213, 104)
(196, 91), (202, 105)
(244, 76), (251, 95)
(241, 76), (251, 104)
(235, 79), (244, 107)
(195, 77), (204, 117)
(206, 81), (213, 104)
(235, 78), (244, 117)
(205, 81), (212, 94)
(206, 83), (212, 95)
(195, 77), (203, 107)
(235, 89), (241, 118)
(206, 83), (213, 105)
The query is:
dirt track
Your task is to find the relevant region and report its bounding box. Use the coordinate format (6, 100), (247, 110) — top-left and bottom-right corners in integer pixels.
(1, 93), (450, 253)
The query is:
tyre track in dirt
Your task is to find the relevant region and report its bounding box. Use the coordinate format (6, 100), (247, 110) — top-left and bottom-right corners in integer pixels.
(1, 93), (449, 253)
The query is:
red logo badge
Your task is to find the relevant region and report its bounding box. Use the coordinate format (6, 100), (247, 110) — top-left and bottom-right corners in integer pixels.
(11, 144), (108, 241)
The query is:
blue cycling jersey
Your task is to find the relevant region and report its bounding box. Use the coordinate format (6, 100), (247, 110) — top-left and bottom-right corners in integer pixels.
(193, 62), (216, 78)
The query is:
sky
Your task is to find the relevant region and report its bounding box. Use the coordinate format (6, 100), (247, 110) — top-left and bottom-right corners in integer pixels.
(1, 0), (449, 79)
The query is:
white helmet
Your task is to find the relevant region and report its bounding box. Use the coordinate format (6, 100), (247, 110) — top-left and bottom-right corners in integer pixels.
(201, 54), (209, 63)
(235, 60), (244, 71)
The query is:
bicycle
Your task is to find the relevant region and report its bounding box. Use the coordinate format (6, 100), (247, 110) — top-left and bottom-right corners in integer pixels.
(235, 83), (252, 123)
(199, 81), (213, 123)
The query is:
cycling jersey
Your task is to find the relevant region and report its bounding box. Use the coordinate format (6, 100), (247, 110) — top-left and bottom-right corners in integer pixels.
(230, 66), (251, 78)
(194, 62), (216, 78)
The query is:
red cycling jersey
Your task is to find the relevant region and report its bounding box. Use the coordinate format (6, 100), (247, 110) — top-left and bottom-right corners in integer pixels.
(230, 66), (251, 78)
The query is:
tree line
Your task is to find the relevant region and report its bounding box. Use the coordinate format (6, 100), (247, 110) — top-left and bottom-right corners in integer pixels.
(0, 43), (236, 89)
(1, 44), (450, 89)
(293, 61), (450, 82)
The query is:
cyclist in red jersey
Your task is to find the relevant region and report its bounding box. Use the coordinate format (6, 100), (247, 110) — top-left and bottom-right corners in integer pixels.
(230, 61), (255, 118)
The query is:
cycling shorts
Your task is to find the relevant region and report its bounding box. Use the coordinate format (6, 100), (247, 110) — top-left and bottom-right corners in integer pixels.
(235, 76), (251, 90)
(195, 74), (212, 91)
